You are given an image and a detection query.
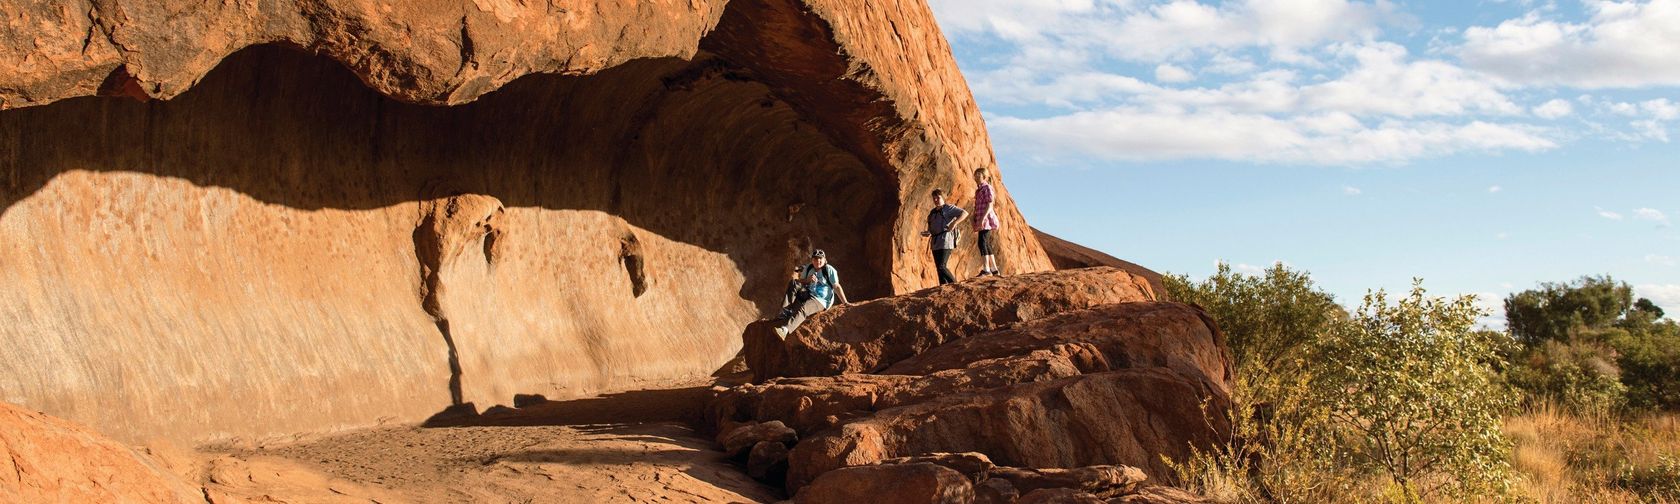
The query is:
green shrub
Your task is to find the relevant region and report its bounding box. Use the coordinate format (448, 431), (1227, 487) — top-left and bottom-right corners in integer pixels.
(1503, 340), (1627, 413)
(1616, 322), (1680, 411)
(1612, 455), (1680, 502)
(1313, 284), (1517, 501)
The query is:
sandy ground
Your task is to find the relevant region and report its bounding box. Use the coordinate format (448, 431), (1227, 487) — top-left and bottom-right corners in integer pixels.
(191, 372), (780, 504)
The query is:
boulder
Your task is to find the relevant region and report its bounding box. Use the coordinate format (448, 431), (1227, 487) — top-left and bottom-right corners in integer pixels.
(975, 478), (1021, 504)
(877, 452), (997, 482)
(1033, 228), (1166, 296)
(749, 268), (1159, 381)
(1107, 487), (1218, 504)
(748, 441), (792, 482)
(988, 466), (1147, 498)
(883, 302), (1233, 396)
(718, 421), (798, 457)
(0, 402), (202, 503)
(794, 463), (974, 504)
(1019, 488), (1107, 504)
(786, 368), (1228, 490)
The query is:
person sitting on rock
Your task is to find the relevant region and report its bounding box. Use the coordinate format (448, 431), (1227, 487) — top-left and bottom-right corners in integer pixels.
(921, 189), (969, 286)
(774, 249), (849, 338)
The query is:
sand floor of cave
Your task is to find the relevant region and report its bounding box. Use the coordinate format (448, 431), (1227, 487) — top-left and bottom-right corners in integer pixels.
(195, 376), (778, 504)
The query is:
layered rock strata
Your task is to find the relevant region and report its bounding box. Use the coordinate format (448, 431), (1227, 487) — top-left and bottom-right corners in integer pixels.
(0, 0), (1056, 442)
(712, 268), (1235, 495)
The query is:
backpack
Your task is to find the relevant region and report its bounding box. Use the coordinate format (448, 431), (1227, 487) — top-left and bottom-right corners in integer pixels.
(930, 205), (962, 244)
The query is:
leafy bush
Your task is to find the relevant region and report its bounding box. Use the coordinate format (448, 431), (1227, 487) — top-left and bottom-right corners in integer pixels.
(1165, 262), (1343, 381)
(1503, 340), (1627, 413)
(1504, 276), (1633, 345)
(1165, 266), (1519, 502)
(1314, 285), (1517, 500)
(1616, 322), (1680, 411)
(1612, 455), (1680, 501)
(1502, 277), (1680, 413)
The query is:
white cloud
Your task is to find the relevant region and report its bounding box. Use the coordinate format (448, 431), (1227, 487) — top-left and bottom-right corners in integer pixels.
(1533, 98), (1574, 119)
(1343, 185), (1363, 195)
(1459, 1), (1680, 88)
(1471, 291), (1508, 329)
(1595, 206), (1624, 220)
(1155, 63), (1195, 83)
(1303, 42), (1523, 118)
(1634, 207), (1672, 226)
(1636, 284), (1680, 315)
(1489, 185), (1503, 192)
(990, 108), (1555, 164)
(1101, 0), (1395, 61)
(1648, 254), (1678, 267)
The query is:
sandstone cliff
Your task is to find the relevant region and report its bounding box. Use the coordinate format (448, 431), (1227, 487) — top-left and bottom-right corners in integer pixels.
(1, 0), (1059, 442)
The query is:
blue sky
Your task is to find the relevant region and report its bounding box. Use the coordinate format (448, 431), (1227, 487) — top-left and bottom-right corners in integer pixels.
(926, 0), (1680, 325)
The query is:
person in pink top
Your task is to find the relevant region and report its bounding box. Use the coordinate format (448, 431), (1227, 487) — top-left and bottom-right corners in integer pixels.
(972, 167), (1003, 276)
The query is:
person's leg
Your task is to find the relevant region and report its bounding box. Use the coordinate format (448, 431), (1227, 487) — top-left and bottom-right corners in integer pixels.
(784, 280), (802, 308)
(933, 248), (956, 285)
(985, 254), (999, 275)
(780, 297), (826, 334)
(975, 231), (995, 275)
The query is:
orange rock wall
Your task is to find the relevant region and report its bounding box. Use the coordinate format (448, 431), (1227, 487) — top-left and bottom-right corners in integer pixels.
(0, 0), (1054, 443)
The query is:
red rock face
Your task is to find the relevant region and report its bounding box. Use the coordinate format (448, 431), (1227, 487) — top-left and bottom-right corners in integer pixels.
(0, 0), (1058, 443)
(715, 268), (1235, 492)
(0, 402), (202, 503)
(746, 268), (1161, 381)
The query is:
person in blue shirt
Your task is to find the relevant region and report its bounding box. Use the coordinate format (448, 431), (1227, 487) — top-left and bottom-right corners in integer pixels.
(774, 249), (850, 338)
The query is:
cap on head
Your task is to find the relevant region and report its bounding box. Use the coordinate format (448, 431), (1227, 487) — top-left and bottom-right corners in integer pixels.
(811, 249), (826, 258)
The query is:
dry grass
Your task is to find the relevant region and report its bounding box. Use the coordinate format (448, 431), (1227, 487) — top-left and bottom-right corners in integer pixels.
(1504, 403), (1680, 503)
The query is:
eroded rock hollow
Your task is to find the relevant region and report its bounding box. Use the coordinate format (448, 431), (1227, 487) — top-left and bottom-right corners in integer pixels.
(0, 0), (1071, 443)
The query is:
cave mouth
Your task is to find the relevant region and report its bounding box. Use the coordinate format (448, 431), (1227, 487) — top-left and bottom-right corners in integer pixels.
(0, 41), (896, 442)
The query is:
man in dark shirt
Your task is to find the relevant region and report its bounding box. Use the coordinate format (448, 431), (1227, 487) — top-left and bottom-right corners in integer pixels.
(921, 189), (969, 286)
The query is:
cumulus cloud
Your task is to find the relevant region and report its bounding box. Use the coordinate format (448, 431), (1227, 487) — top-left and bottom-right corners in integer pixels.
(1596, 206), (1624, 220)
(1302, 42), (1523, 118)
(1636, 284), (1680, 315)
(1459, 0), (1680, 88)
(1100, 0), (1395, 61)
(1634, 207), (1672, 226)
(1533, 98), (1574, 119)
(1343, 186), (1364, 195)
(990, 108), (1555, 164)
(1471, 292), (1509, 328)
(1155, 63), (1195, 83)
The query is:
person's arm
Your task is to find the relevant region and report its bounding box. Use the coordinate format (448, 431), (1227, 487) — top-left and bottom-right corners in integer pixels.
(973, 186), (992, 224)
(954, 207), (970, 228)
(829, 267), (850, 305)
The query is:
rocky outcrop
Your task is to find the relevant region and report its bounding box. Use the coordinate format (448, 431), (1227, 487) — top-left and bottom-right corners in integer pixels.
(0, 0), (1059, 443)
(794, 462), (974, 504)
(711, 269), (1233, 496)
(1033, 228), (1166, 297)
(745, 268), (1160, 381)
(0, 402), (202, 503)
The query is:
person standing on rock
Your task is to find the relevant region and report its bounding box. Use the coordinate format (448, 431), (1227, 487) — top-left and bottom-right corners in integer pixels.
(972, 167), (1003, 277)
(922, 189), (968, 286)
(774, 249), (849, 338)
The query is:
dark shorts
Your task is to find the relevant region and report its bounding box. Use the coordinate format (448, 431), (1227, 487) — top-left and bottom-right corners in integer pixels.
(977, 230), (996, 255)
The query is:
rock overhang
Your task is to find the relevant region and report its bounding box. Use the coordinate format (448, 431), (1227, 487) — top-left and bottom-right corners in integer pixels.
(0, 0), (1059, 442)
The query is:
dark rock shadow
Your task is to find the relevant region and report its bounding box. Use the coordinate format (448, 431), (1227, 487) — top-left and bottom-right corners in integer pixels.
(422, 386), (714, 428)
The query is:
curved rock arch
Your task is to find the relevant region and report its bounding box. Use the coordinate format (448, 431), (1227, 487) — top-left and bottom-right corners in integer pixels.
(0, 0), (1056, 442)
